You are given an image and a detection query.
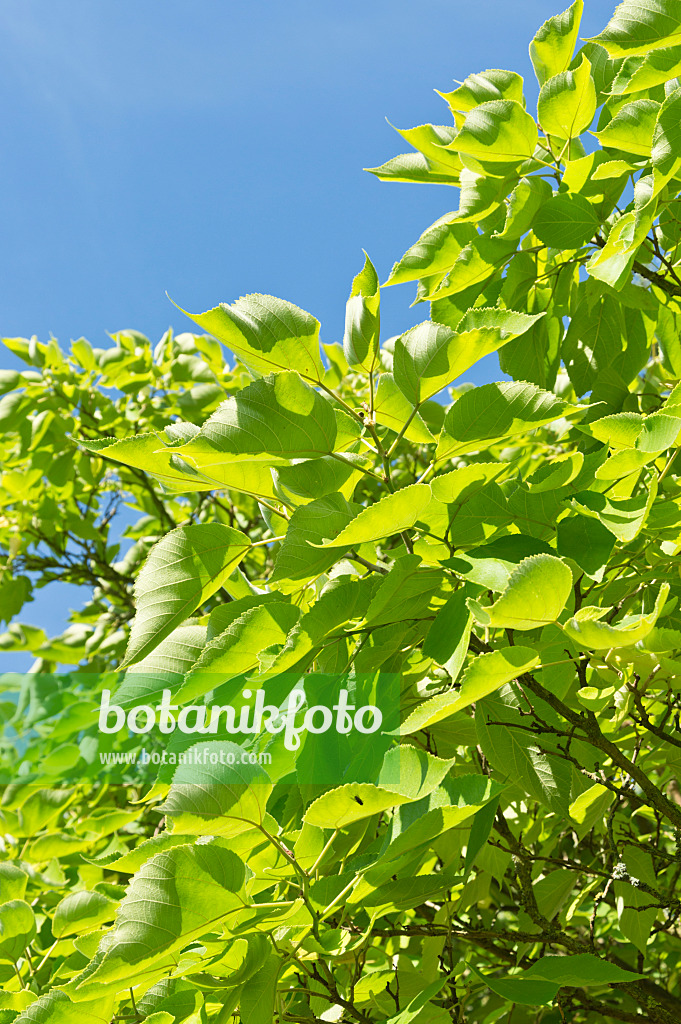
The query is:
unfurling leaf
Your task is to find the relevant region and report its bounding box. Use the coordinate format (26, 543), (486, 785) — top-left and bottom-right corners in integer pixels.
(401, 646), (540, 733)
(563, 583), (670, 650)
(344, 252), (381, 373)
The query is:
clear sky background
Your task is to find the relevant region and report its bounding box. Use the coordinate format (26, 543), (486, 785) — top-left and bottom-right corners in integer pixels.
(1, 0), (615, 667)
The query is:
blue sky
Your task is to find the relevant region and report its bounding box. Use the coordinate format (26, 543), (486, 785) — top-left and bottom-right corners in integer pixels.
(0, 0), (615, 666)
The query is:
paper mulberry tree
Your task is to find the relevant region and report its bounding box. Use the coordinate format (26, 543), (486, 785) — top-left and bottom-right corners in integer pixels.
(3, 1), (681, 1021)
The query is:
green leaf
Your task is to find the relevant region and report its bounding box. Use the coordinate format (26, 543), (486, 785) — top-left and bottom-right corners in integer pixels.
(464, 797), (500, 875)
(452, 168), (517, 223)
(590, 158), (639, 180)
(426, 481), (513, 551)
(12, 789), (76, 838)
(382, 976), (451, 1024)
(364, 151), (460, 185)
(361, 870), (458, 911)
(563, 582), (669, 650)
(122, 523), (251, 667)
(468, 554), (573, 631)
(378, 746), (455, 800)
(436, 381), (571, 461)
(320, 484), (432, 548)
(499, 316), (562, 389)
(438, 70), (525, 114)
(171, 372), (338, 465)
(562, 289), (626, 395)
(498, 176), (553, 239)
(523, 952), (645, 985)
(391, 122), (462, 170)
(271, 493), (360, 584)
(593, 99), (660, 157)
(557, 513), (616, 579)
(365, 776), (503, 884)
(534, 868), (580, 921)
(163, 745), (272, 837)
(472, 966), (559, 1007)
(241, 954), (280, 1024)
(275, 453), (370, 501)
(262, 577), (374, 678)
(304, 783), (411, 829)
(423, 234), (514, 301)
(384, 215), (476, 287)
(588, 0), (681, 58)
(444, 535), (554, 591)
(571, 479), (657, 542)
(569, 783), (613, 836)
(175, 602), (300, 703)
(14, 992), (116, 1024)
(533, 192), (599, 249)
(422, 590), (472, 666)
(637, 411), (681, 452)
(530, 0), (584, 86)
(74, 842), (246, 990)
(449, 100), (539, 164)
(52, 890), (118, 939)
(393, 310), (544, 405)
(586, 212), (638, 289)
(364, 558), (447, 628)
(0, 865), (28, 903)
(0, 901), (36, 963)
(651, 87), (681, 196)
(0, 369), (21, 394)
(401, 646), (540, 734)
(78, 433), (222, 494)
(114, 625), (208, 708)
(476, 687), (572, 813)
(174, 293), (325, 384)
(97, 833), (192, 875)
(430, 462), (506, 503)
(614, 848), (658, 953)
(373, 374), (436, 443)
(611, 44), (681, 94)
(537, 54), (596, 138)
(344, 253), (380, 373)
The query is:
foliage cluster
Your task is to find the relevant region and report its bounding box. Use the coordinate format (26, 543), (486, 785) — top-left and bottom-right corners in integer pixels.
(3, 1), (681, 1021)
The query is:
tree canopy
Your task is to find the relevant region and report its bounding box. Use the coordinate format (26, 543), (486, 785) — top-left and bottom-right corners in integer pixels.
(3, 1), (681, 1021)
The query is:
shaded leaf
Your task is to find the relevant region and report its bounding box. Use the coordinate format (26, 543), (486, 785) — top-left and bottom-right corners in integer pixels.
(436, 381), (572, 461)
(588, 0), (681, 58)
(393, 310), (543, 405)
(533, 192), (599, 249)
(593, 99), (660, 157)
(449, 100), (538, 164)
(271, 493), (360, 583)
(172, 372), (338, 465)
